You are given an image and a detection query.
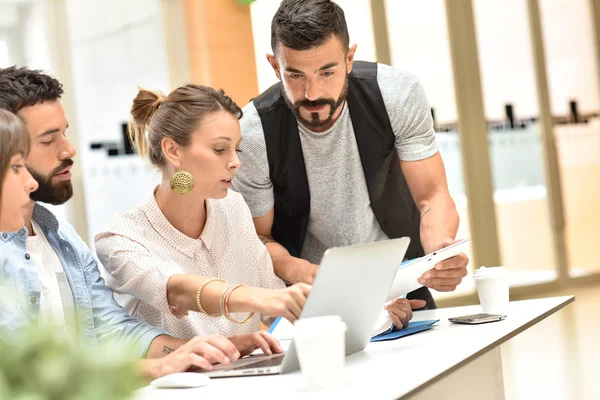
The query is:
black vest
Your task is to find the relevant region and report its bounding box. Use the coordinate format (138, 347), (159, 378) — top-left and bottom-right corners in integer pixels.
(253, 61), (424, 261)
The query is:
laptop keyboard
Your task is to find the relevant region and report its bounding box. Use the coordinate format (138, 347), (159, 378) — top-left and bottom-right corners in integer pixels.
(231, 353), (285, 370)
(206, 353), (285, 372)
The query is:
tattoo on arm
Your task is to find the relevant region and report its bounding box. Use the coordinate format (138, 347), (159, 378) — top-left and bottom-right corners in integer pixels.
(421, 208), (432, 219)
(163, 346), (174, 355)
(258, 235), (276, 245)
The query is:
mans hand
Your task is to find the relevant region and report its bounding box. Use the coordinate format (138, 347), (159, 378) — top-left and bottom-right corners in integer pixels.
(384, 298), (427, 329)
(418, 238), (469, 292)
(228, 331), (284, 358)
(286, 259), (319, 285)
(155, 334), (239, 377)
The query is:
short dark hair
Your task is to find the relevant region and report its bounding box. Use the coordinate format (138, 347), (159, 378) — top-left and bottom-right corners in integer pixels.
(271, 0), (349, 54)
(0, 66), (64, 114)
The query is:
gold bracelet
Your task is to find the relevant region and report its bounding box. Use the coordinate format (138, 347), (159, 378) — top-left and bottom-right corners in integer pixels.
(196, 278), (226, 317)
(223, 284), (255, 324)
(220, 284), (238, 318)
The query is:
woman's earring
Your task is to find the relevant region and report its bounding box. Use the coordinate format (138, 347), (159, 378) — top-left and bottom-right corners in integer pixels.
(170, 171), (194, 195)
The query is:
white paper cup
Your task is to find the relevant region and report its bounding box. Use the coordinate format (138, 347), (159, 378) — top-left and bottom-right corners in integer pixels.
(473, 266), (509, 315)
(293, 315), (347, 390)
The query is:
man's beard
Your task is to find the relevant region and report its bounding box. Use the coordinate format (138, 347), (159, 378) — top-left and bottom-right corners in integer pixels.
(283, 77), (349, 130)
(28, 159), (74, 205)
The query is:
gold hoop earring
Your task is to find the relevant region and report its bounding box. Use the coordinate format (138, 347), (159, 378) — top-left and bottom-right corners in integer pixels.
(170, 171), (194, 195)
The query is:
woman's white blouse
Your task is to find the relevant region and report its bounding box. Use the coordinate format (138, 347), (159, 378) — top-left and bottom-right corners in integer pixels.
(94, 190), (285, 339)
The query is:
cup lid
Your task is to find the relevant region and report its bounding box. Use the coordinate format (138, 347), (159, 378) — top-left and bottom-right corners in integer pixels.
(473, 266), (507, 278)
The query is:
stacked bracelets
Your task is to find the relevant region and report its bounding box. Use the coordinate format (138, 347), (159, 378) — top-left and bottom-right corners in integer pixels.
(196, 279), (255, 324)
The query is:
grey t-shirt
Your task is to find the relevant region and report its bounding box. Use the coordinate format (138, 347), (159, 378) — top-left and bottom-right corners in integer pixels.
(233, 63), (438, 264)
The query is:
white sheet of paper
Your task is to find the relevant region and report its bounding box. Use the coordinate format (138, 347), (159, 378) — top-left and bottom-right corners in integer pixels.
(373, 239), (470, 336)
(385, 239), (470, 302)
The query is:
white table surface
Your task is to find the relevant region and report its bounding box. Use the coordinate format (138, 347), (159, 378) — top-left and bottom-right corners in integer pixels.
(134, 296), (574, 400)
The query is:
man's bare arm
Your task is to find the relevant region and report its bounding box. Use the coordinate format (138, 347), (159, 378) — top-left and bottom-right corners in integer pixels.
(253, 208), (318, 284)
(400, 152), (468, 291)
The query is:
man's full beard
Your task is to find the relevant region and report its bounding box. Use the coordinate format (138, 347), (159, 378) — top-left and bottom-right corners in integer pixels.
(28, 159), (74, 205)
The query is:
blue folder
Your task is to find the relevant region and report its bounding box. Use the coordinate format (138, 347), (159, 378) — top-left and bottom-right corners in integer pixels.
(370, 319), (439, 342)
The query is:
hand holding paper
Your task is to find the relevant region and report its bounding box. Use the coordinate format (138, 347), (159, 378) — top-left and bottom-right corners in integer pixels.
(386, 239), (470, 302)
(371, 239), (470, 337)
(418, 239), (469, 292)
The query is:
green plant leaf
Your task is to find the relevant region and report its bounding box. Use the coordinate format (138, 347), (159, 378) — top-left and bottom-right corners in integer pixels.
(0, 320), (143, 400)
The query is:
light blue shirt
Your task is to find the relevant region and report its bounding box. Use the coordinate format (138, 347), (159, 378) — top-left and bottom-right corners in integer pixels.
(0, 204), (166, 357)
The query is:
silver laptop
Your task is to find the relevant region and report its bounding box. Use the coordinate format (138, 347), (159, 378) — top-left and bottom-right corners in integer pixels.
(203, 237), (411, 378)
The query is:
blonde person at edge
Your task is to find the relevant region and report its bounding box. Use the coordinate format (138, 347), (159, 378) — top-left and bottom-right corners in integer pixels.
(0, 110), (37, 333)
(95, 85), (311, 342)
(0, 109), (39, 235)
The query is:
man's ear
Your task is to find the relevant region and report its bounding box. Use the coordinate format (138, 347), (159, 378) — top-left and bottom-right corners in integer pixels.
(161, 137), (181, 170)
(266, 54), (282, 80)
(346, 44), (358, 74)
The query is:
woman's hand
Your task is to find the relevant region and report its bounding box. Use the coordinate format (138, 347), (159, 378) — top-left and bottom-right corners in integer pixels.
(252, 283), (312, 322)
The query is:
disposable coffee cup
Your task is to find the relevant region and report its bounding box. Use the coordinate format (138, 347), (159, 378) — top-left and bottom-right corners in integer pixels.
(473, 266), (509, 315)
(293, 315), (347, 390)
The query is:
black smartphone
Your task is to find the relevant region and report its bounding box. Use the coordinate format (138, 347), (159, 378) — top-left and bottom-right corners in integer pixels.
(448, 313), (506, 325)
